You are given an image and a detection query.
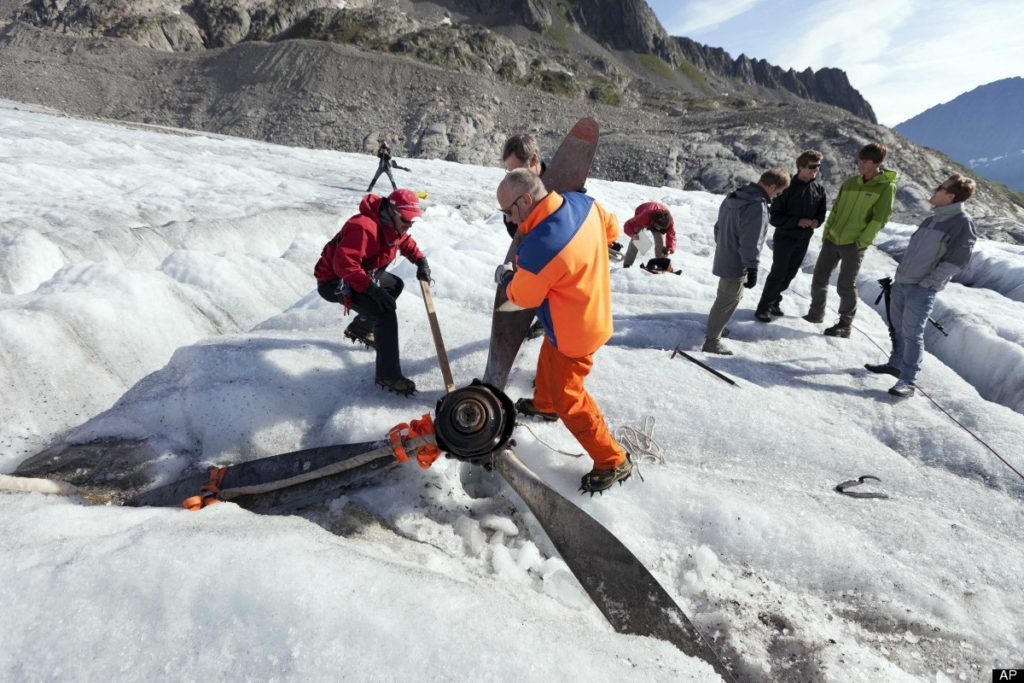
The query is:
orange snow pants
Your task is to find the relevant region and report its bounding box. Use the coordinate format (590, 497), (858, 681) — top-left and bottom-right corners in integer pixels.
(532, 338), (626, 470)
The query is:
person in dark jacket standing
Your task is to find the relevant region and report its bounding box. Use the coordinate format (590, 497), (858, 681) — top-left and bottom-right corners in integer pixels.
(314, 188), (430, 396)
(754, 150), (827, 322)
(366, 137), (399, 193)
(703, 169), (790, 355)
(865, 174), (977, 398)
(804, 142), (897, 337)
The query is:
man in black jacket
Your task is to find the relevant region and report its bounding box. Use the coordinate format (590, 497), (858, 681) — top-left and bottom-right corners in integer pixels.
(754, 150), (828, 322)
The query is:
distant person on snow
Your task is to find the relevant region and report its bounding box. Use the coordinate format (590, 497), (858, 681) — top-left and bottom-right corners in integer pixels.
(621, 201), (676, 269)
(754, 149), (828, 322)
(703, 168), (790, 355)
(804, 142), (898, 337)
(495, 169), (631, 494)
(366, 137), (405, 193)
(865, 174), (977, 398)
(314, 188), (431, 396)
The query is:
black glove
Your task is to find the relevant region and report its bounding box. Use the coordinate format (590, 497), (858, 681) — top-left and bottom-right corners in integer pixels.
(610, 241), (623, 252)
(416, 258), (431, 283)
(743, 268), (758, 289)
(365, 283), (396, 312)
(495, 262), (515, 286)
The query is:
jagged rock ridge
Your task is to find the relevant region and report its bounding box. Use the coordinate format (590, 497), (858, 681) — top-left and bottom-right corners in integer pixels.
(1, 0), (1022, 240)
(15, 0), (876, 121)
(676, 37), (876, 123)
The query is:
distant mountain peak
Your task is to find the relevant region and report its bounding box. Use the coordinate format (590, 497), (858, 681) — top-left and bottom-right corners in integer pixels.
(895, 77), (1024, 190)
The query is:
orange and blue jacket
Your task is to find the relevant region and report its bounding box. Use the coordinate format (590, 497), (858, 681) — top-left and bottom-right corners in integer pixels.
(504, 191), (618, 358)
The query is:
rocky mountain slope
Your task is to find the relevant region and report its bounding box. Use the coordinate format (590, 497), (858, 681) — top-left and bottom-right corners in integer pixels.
(13, 0), (877, 118)
(1, 0), (1022, 240)
(896, 77), (1024, 191)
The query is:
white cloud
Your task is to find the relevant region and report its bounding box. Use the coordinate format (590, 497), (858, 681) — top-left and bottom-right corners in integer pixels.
(783, 0), (1024, 124)
(870, 3), (1024, 123)
(783, 0), (920, 73)
(651, 0), (1024, 125)
(665, 0), (762, 35)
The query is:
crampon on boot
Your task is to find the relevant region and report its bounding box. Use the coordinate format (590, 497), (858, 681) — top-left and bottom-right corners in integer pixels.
(514, 397), (558, 422)
(344, 324), (376, 349)
(376, 376), (417, 396)
(579, 453), (634, 495)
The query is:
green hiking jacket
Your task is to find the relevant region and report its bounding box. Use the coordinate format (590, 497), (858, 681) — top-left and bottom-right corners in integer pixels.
(821, 169), (898, 248)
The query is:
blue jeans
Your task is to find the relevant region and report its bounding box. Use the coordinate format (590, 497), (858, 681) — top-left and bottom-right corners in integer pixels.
(886, 282), (937, 384)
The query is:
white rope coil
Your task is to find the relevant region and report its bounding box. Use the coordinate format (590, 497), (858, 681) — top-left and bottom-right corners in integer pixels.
(614, 416), (665, 467)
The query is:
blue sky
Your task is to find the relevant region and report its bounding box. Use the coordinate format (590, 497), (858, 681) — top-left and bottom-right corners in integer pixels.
(646, 0), (1024, 125)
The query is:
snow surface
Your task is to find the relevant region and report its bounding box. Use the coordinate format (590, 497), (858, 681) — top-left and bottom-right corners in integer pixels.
(1, 102), (1023, 681)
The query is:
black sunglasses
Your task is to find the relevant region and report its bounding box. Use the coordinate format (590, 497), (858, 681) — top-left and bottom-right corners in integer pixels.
(501, 195), (525, 218)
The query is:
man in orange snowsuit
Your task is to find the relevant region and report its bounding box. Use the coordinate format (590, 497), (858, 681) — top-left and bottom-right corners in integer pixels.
(495, 169), (632, 494)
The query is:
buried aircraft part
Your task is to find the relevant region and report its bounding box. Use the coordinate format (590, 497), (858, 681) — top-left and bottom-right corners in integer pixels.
(126, 377), (733, 677)
(433, 380), (516, 463)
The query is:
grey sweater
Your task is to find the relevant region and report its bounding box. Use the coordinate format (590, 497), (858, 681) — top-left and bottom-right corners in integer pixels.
(894, 202), (977, 291)
(712, 183), (770, 278)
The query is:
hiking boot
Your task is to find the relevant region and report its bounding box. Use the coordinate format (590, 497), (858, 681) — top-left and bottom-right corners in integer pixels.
(768, 304), (785, 317)
(888, 379), (916, 398)
(344, 324), (375, 349)
(515, 398), (558, 422)
(526, 320), (545, 340)
(376, 376), (417, 396)
(802, 312), (824, 324)
(823, 322), (851, 338)
(865, 363), (901, 378)
(702, 337), (733, 355)
(754, 310), (772, 323)
(580, 454), (634, 495)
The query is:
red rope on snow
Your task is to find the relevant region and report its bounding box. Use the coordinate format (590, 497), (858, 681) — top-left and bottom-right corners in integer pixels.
(851, 321), (1024, 485)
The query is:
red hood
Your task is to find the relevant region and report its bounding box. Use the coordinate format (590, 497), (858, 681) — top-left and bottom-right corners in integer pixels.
(359, 193), (401, 243)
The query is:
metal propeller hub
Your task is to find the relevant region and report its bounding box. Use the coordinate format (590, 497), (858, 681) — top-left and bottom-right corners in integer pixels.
(454, 401), (485, 432)
(433, 380), (516, 463)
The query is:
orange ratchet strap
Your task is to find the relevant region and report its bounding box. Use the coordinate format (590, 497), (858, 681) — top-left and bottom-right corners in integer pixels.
(182, 466), (228, 511)
(387, 414), (442, 469)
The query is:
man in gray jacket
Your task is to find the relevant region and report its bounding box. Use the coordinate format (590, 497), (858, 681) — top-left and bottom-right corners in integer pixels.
(703, 168), (790, 354)
(865, 173), (978, 397)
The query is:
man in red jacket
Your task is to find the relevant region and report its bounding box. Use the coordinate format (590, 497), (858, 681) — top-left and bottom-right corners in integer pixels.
(314, 188), (430, 396)
(621, 201), (676, 268)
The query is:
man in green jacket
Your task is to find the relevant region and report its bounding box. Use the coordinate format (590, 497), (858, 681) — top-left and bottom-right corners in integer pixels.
(804, 143), (898, 337)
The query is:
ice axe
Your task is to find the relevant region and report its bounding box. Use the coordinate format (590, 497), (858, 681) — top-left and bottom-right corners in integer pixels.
(671, 345), (738, 386)
(419, 280), (455, 392)
(876, 276), (948, 337)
